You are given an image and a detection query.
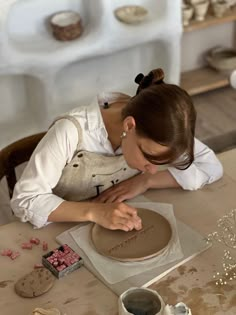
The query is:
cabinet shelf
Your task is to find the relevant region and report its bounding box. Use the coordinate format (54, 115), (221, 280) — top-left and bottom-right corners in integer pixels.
(184, 6), (236, 32)
(181, 67), (230, 96)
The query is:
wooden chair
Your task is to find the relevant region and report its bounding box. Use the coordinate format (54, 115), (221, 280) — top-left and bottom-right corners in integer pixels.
(0, 132), (46, 199)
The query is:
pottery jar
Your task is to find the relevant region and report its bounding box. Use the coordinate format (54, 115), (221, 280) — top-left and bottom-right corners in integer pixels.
(212, 0), (228, 17)
(193, 0), (210, 21)
(182, 4), (194, 26)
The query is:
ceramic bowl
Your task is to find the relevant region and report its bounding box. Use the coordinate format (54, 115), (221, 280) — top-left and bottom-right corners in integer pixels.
(230, 70), (236, 89)
(182, 5), (194, 26)
(212, 1), (229, 17)
(50, 11), (82, 41)
(193, 0), (210, 21)
(114, 5), (148, 24)
(206, 46), (236, 73)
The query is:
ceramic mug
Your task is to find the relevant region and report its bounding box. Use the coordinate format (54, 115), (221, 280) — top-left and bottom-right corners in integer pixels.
(118, 287), (192, 315)
(118, 287), (165, 315)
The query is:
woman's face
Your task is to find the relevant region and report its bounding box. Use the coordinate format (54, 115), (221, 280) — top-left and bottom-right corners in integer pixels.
(121, 126), (170, 174)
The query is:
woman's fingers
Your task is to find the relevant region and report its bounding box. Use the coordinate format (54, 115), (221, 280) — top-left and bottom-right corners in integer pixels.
(117, 210), (142, 228)
(115, 216), (135, 231)
(95, 187), (123, 202)
(90, 202), (142, 232)
(112, 214), (142, 231)
(118, 205), (142, 230)
(99, 189), (132, 203)
(98, 194), (117, 203)
(109, 204), (142, 231)
(119, 204), (138, 217)
(110, 223), (130, 232)
(112, 193), (134, 203)
(94, 185), (139, 203)
(93, 173), (149, 204)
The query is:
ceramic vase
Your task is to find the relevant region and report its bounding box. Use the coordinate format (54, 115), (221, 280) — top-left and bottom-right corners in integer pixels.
(194, 0), (210, 21)
(182, 4), (194, 26)
(212, 1), (228, 17)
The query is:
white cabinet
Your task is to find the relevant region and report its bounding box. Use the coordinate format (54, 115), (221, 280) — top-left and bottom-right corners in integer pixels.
(0, 0), (182, 148)
(181, 5), (236, 96)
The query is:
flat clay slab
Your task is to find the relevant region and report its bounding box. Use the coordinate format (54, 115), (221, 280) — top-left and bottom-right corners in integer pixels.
(15, 268), (55, 298)
(91, 208), (172, 262)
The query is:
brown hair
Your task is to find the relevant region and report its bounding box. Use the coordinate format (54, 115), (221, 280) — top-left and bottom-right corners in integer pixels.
(121, 68), (196, 170)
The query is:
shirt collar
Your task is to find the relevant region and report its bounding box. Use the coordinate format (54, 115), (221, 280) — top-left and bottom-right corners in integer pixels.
(86, 91), (130, 131)
(86, 92), (130, 148)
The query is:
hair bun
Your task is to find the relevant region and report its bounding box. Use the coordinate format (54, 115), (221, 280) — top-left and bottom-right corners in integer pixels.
(135, 68), (165, 94)
(151, 68), (165, 84)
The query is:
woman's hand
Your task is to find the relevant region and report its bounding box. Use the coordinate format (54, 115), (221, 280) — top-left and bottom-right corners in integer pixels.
(89, 202), (142, 232)
(93, 173), (150, 203)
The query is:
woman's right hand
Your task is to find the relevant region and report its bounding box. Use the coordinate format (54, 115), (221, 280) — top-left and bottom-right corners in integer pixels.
(88, 202), (142, 232)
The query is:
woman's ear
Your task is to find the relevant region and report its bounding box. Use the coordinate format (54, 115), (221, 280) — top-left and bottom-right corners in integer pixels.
(123, 116), (136, 132)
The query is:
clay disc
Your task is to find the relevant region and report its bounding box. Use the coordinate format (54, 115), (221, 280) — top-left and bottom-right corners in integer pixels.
(91, 208), (172, 261)
(15, 268), (55, 298)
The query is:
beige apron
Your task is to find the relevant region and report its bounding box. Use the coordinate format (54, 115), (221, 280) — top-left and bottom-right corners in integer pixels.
(53, 116), (140, 201)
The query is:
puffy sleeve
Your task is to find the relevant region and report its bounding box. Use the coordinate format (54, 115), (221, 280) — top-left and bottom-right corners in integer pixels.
(10, 119), (78, 228)
(168, 138), (223, 190)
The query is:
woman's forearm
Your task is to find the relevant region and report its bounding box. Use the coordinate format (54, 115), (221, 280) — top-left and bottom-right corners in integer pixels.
(145, 170), (180, 189)
(48, 201), (93, 222)
(47, 200), (142, 232)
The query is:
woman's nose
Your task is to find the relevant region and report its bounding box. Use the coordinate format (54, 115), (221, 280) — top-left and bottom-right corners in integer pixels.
(145, 164), (158, 174)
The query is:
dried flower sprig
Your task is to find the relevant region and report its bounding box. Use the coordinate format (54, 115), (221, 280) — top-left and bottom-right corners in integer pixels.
(206, 209), (236, 249)
(212, 250), (236, 285)
(205, 209), (236, 285)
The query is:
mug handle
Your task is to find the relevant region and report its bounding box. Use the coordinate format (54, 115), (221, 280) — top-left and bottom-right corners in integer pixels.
(163, 302), (192, 315)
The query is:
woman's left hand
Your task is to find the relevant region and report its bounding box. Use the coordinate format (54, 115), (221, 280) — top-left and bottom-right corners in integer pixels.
(92, 173), (150, 203)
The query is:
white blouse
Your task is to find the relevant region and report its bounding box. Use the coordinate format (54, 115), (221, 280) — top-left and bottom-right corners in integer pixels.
(11, 92), (223, 228)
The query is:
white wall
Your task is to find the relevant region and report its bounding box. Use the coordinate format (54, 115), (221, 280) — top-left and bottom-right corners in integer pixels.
(0, 75), (26, 123)
(0, 75), (43, 147)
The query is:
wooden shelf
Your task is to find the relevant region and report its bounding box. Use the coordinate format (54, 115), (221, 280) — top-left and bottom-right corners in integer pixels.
(181, 67), (230, 96)
(184, 6), (236, 32)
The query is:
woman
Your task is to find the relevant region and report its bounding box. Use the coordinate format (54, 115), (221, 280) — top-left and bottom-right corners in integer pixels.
(11, 68), (223, 231)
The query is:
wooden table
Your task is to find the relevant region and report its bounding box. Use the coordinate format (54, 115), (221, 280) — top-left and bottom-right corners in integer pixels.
(1, 149), (236, 315)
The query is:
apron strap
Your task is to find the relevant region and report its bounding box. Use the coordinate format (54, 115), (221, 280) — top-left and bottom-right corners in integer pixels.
(49, 115), (83, 151)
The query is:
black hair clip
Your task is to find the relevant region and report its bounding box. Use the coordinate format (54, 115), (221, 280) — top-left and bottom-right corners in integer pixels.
(134, 73), (144, 84)
(142, 72), (154, 88)
(103, 102), (109, 109)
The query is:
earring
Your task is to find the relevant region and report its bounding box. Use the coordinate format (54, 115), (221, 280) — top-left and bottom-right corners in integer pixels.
(120, 131), (127, 139)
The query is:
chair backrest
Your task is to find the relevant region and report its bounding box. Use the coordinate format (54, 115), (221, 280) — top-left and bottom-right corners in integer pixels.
(0, 132), (46, 198)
